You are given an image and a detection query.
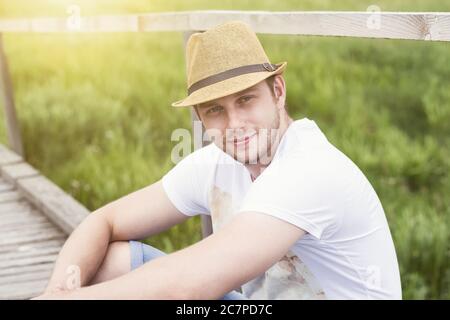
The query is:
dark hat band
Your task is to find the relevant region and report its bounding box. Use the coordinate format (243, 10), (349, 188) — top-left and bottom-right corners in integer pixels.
(187, 63), (280, 95)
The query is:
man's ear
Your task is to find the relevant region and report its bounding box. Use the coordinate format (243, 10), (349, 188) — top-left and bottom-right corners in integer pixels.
(273, 75), (286, 108)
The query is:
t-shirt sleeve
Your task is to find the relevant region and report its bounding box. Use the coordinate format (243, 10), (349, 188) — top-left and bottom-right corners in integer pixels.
(238, 155), (343, 239)
(161, 150), (211, 217)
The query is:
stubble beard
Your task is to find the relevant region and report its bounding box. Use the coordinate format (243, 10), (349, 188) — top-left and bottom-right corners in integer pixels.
(232, 109), (281, 165)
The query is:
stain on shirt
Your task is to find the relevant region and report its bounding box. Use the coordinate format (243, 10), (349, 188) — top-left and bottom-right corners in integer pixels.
(209, 185), (326, 300)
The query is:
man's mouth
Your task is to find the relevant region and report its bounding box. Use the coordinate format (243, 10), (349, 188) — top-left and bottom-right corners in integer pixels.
(230, 132), (257, 147)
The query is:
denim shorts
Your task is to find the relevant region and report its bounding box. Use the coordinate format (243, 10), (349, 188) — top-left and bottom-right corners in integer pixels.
(129, 240), (248, 300)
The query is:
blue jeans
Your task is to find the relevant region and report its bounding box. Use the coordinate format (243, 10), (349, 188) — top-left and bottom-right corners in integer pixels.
(129, 240), (248, 300)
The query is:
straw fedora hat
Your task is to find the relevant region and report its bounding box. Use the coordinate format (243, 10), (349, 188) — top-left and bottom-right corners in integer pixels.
(171, 20), (287, 107)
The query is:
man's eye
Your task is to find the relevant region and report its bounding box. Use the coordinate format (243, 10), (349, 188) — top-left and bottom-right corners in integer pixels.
(206, 106), (222, 115)
(239, 96), (253, 103)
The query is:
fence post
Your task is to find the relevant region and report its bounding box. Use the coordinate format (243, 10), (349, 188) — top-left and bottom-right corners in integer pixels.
(183, 31), (213, 239)
(0, 33), (24, 157)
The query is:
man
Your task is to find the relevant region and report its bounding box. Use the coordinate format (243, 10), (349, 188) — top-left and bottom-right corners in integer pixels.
(34, 21), (401, 299)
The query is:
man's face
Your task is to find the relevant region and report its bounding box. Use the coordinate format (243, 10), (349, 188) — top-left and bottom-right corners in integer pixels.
(196, 76), (286, 165)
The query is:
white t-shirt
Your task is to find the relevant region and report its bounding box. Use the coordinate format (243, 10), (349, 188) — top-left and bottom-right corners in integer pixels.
(161, 118), (402, 300)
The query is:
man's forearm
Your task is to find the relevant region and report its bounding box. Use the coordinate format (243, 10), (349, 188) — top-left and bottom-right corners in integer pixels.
(43, 246), (211, 300)
(47, 254), (185, 300)
(45, 210), (112, 292)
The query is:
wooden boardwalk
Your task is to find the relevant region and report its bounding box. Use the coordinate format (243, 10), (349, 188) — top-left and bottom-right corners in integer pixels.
(0, 144), (89, 299)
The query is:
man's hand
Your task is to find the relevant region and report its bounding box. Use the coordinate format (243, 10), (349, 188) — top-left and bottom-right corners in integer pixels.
(31, 285), (72, 300)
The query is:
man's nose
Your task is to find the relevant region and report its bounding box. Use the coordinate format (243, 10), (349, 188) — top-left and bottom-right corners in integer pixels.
(227, 108), (245, 129)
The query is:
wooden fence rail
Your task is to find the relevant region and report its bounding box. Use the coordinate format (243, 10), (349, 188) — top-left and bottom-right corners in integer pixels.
(0, 11), (448, 41)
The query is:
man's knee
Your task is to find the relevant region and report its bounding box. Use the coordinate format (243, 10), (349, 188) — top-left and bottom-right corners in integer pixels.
(89, 241), (131, 285)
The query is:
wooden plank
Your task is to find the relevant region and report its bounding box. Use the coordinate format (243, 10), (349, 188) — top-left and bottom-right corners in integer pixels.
(0, 226), (64, 244)
(0, 262), (54, 277)
(0, 178), (15, 191)
(0, 219), (52, 231)
(0, 269), (52, 285)
(0, 230), (66, 247)
(0, 208), (39, 221)
(0, 162), (39, 181)
(0, 206), (43, 220)
(0, 11), (449, 41)
(79, 15), (140, 32)
(0, 199), (29, 212)
(17, 175), (89, 234)
(0, 245), (60, 262)
(0, 19), (29, 32)
(2, 289), (46, 300)
(0, 253), (58, 269)
(0, 210), (45, 222)
(0, 239), (65, 255)
(175, 11), (450, 41)
(0, 222), (61, 236)
(0, 190), (22, 203)
(0, 221), (55, 233)
(182, 30), (213, 239)
(3, 289), (45, 300)
(0, 144), (22, 166)
(0, 35), (24, 156)
(0, 281), (48, 297)
(0, 216), (49, 229)
(0, 182), (14, 193)
(0, 279), (48, 299)
(0, 219), (51, 232)
(116, 11), (450, 42)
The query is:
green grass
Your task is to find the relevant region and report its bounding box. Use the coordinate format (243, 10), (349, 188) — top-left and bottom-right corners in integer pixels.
(0, 0), (449, 299)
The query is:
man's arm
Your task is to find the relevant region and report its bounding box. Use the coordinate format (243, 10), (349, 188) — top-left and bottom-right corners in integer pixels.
(44, 180), (189, 293)
(42, 211), (305, 299)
